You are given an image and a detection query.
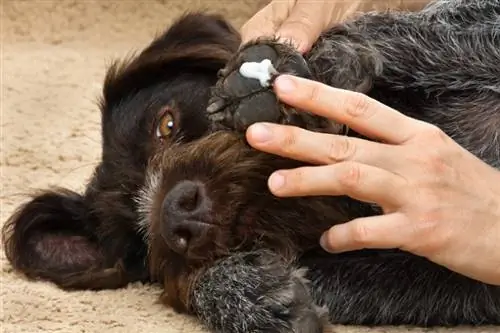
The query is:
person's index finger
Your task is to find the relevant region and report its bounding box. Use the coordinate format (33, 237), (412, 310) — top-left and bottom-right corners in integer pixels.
(273, 75), (425, 144)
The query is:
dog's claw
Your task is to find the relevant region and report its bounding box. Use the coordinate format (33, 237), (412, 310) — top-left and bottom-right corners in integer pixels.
(217, 67), (229, 78)
(207, 97), (226, 114)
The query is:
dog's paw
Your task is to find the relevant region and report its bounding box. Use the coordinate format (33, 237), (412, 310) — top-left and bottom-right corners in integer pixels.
(192, 250), (328, 333)
(207, 38), (339, 134)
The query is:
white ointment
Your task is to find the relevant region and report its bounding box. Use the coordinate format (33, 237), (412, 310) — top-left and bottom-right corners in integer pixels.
(239, 59), (278, 87)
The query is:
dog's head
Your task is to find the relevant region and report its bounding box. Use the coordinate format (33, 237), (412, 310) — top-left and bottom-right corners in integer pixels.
(2, 12), (362, 310)
(2, 12), (240, 289)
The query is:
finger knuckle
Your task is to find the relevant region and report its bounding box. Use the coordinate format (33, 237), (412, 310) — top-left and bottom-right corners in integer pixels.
(338, 162), (362, 190)
(280, 127), (298, 153)
(306, 83), (322, 105)
(419, 124), (448, 144)
(427, 153), (450, 175)
(328, 136), (355, 163)
(417, 147), (451, 177)
(287, 168), (305, 192)
(415, 210), (441, 233)
(413, 125), (459, 177)
(351, 222), (371, 246)
(344, 91), (373, 119)
(411, 210), (447, 253)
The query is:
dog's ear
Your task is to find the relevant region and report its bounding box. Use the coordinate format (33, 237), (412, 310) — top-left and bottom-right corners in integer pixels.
(2, 188), (107, 289)
(101, 12), (241, 113)
(144, 12), (241, 60)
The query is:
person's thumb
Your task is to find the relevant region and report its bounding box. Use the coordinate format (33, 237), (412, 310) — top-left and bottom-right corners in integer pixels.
(275, 2), (331, 53)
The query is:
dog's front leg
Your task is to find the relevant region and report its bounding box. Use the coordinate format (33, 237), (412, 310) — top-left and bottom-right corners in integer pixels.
(189, 250), (328, 333)
(207, 39), (347, 136)
(208, 0), (500, 137)
(308, 6), (500, 96)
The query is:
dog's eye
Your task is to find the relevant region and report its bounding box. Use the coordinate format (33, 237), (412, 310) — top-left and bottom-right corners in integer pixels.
(156, 112), (175, 138)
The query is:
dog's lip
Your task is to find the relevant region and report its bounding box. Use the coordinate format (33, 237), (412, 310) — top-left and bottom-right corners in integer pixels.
(186, 219), (214, 228)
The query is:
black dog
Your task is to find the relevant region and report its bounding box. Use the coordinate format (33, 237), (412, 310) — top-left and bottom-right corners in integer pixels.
(3, 1), (500, 332)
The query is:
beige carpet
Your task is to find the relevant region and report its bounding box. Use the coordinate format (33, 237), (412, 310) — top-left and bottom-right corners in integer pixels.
(0, 1), (498, 332)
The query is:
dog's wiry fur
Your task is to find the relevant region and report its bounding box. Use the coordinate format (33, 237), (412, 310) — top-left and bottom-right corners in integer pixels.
(3, 1), (500, 332)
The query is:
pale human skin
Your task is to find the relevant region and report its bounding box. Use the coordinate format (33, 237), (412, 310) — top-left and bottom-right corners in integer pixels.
(242, 0), (500, 287)
(245, 74), (500, 286)
(241, 0), (431, 53)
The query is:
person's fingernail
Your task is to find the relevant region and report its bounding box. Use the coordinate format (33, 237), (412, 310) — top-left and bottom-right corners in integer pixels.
(248, 123), (273, 143)
(320, 231), (343, 253)
(319, 233), (331, 252)
(274, 75), (296, 94)
(269, 172), (286, 191)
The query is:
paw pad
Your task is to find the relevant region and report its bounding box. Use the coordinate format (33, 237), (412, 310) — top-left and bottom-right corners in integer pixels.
(207, 39), (313, 132)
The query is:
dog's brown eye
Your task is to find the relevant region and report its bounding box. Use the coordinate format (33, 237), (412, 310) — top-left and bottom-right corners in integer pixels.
(156, 112), (175, 138)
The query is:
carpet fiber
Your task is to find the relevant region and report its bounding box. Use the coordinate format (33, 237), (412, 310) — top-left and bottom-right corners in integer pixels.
(1, 1), (498, 332)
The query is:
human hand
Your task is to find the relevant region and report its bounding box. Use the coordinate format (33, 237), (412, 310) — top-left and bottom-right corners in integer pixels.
(240, 1), (430, 54)
(245, 74), (500, 286)
(240, 0), (361, 53)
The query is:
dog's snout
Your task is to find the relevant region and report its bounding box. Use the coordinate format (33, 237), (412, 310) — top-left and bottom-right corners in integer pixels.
(161, 180), (212, 254)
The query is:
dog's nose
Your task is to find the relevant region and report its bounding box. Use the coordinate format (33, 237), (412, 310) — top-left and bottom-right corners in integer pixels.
(161, 180), (212, 254)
